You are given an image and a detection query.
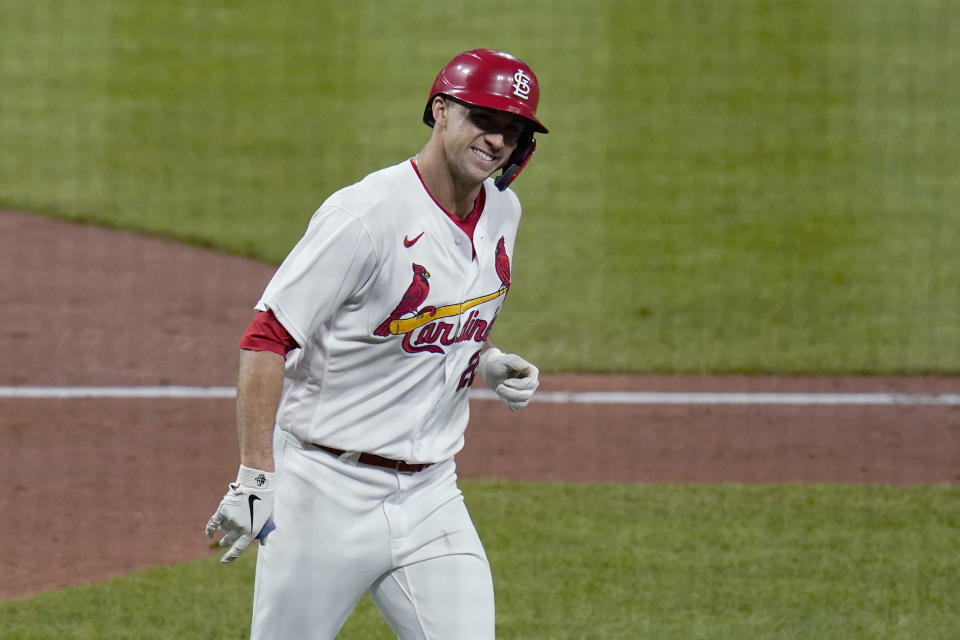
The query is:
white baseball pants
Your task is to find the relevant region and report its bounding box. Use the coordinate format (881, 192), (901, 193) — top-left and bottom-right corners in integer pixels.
(249, 431), (495, 640)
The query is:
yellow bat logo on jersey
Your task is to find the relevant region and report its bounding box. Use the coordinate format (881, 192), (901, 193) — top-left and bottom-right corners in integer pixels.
(389, 288), (505, 335)
(377, 237), (512, 355)
(395, 287), (504, 355)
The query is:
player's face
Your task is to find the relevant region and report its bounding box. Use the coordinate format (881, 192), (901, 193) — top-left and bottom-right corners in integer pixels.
(440, 99), (525, 184)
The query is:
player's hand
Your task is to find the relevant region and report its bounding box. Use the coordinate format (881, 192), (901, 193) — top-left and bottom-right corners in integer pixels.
(479, 348), (539, 411)
(205, 465), (276, 563)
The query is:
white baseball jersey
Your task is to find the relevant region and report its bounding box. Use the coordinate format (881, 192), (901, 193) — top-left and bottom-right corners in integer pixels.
(256, 159), (520, 463)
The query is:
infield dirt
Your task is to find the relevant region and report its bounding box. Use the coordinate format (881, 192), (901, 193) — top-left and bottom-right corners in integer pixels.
(2, 210), (958, 598)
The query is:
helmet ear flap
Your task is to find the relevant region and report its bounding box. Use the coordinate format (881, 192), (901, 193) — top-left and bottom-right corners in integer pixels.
(495, 134), (536, 192)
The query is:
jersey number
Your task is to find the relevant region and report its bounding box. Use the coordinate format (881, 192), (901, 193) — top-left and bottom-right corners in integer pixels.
(457, 350), (482, 391)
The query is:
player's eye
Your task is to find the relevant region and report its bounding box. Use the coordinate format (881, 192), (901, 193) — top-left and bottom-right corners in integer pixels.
(468, 112), (494, 130)
(467, 111), (523, 145)
(504, 124), (524, 143)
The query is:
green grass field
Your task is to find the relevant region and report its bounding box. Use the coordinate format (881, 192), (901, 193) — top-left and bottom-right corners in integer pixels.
(3, 482), (960, 640)
(1, 0), (957, 373)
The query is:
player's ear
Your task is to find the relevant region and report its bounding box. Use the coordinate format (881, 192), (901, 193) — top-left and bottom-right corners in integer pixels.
(431, 97), (450, 128)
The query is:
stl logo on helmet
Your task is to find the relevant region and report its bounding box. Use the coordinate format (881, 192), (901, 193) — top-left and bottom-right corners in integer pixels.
(512, 70), (532, 100)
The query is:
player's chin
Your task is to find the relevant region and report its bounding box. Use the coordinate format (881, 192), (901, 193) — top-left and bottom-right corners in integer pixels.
(458, 164), (495, 186)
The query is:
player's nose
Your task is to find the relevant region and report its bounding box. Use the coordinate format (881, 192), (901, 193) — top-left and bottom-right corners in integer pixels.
(482, 131), (506, 152)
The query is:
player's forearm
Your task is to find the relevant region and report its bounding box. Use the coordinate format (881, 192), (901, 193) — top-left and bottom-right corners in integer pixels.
(236, 348), (285, 472)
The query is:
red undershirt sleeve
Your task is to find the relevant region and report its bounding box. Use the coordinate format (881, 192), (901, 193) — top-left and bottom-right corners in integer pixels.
(239, 309), (301, 357)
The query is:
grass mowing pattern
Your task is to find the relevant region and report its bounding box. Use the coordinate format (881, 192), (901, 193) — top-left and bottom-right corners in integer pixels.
(3, 481), (959, 639)
(0, 1), (958, 374)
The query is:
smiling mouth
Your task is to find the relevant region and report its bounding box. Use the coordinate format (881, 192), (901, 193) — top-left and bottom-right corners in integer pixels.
(470, 147), (495, 163)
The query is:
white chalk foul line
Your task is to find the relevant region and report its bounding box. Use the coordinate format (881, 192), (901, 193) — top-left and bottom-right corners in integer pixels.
(527, 391), (960, 406)
(0, 386), (958, 405)
(0, 386), (237, 399)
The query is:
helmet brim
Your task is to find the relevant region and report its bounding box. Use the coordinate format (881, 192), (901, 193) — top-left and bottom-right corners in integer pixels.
(423, 92), (549, 134)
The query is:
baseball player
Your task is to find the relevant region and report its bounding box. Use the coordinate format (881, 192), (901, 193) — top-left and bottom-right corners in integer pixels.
(205, 49), (548, 639)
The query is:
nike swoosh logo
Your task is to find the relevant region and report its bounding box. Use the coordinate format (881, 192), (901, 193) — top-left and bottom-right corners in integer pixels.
(404, 232), (424, 248)
(248, 495), (261, 533)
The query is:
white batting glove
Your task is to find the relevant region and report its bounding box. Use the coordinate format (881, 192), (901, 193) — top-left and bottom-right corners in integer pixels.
(479, 348), (540, 411)
(205, 465), (275, 563)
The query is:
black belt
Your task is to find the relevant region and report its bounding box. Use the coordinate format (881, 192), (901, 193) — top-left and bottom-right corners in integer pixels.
(313, 443), (433, 473)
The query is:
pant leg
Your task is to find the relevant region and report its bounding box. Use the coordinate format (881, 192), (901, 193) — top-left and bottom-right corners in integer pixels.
(250, 432), (396, 640)
(370, 461), (495, 640)
(369, 553), (495, 640)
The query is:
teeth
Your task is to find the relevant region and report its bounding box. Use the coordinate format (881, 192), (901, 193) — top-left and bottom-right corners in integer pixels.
(471, 148), (493, 161)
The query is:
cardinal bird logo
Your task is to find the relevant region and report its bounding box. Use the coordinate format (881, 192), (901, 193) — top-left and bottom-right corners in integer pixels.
(495, 237), (511, 290)
(374, 263), (435, 336)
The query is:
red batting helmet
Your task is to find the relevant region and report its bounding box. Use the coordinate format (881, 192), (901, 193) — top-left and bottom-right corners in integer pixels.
(424, 49), (548, 190)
